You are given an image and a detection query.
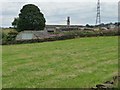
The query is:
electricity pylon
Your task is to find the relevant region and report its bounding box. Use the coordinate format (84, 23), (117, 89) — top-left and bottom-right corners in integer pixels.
(96, 0), (101, 25)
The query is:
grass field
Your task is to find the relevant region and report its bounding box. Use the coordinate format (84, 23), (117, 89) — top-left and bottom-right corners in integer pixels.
(2, 36), (118, 88)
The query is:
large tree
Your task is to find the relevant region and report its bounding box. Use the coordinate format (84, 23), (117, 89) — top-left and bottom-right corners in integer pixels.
(14, 4), (46, 32)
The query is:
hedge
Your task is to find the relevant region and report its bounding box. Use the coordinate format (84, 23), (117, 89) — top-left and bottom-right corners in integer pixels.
(2, 29), (119, 45)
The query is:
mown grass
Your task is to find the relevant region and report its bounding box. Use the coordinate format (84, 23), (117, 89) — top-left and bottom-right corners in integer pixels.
(0, 45), (2, 89)
(2, 36), (118, 88)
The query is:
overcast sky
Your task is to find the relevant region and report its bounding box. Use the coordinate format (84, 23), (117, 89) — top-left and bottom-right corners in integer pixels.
(0, 0), (119, 27)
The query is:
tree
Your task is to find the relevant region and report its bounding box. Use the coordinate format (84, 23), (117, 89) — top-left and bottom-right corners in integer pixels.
(86, 24), (90, 27)
(12, 18), (19, 28)
(100, 23), (104, 26)
(16, 4), (46, 32)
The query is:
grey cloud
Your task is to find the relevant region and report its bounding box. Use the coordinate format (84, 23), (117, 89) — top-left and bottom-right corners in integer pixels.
(1, 2), (118, 27)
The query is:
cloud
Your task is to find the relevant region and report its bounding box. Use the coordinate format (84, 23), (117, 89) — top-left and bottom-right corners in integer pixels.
(0, 1), (118, 27)
(0, 0), (119, 3)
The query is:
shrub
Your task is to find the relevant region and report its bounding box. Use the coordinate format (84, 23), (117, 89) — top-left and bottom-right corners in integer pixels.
(2, 30), (18, 43)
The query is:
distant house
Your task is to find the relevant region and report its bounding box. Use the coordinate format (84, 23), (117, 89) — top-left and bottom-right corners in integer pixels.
(44, 25), (56, 32)
(109, 24), (116, 29)
(16, 30), (49, 40)
(45, 25), (83, 32)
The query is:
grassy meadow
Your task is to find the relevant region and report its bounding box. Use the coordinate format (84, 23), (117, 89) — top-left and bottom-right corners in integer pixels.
(2, 36), (118, 88)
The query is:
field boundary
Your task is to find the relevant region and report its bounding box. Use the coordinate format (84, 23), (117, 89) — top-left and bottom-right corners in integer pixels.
(2, 34), (119, 45)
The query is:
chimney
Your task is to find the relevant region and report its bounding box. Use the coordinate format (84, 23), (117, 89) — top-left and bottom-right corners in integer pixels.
(67, 16), (70, 27)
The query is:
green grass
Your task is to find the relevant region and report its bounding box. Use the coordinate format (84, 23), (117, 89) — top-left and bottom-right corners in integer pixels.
(2, 36), (118, 88)
(0, 45), (2, 90)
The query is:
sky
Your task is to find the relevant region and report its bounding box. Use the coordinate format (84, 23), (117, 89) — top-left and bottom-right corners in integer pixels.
(0, 0), (119, 27)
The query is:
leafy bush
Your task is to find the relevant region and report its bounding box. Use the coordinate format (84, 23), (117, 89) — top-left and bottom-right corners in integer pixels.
(7, 31), (18, 41)
(2, 30), (18, 43)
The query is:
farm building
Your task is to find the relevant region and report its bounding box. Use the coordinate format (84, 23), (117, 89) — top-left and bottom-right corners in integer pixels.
(16, 30), (64, 40)
(16, 31), (49, 40)
(45, 25), (84, 32)
(15, 25), (88, 40)
(16, 17), (86, 40)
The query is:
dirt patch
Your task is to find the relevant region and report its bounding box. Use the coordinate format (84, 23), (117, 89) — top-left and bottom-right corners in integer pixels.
(91, 75), (120, 89)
